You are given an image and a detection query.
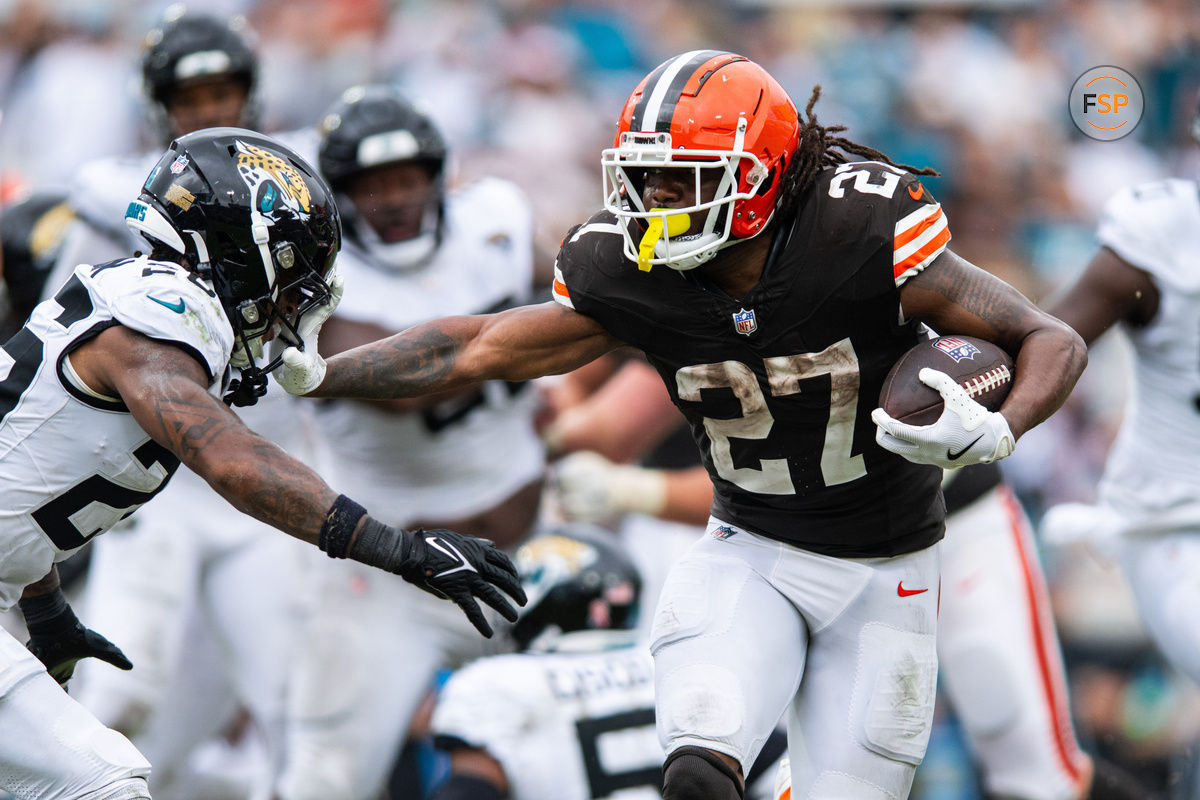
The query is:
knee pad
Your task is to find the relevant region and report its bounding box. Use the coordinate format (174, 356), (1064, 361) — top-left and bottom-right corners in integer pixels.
(662, 746), (743, 800)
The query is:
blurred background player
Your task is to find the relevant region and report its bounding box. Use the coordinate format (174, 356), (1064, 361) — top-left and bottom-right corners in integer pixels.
(42, 8), (325, 797)
(429, 526), (658, 800)
(272, 84), (546, 800)
(428, 524), (783, 800)
(1043, 109), (1200, 714)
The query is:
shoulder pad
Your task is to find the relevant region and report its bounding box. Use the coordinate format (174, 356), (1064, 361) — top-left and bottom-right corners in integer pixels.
(431, 656), (542, 745)
(449, 177), (533, 237)
(1097, 179), (1200, 292)
(815, 162), (951, 286)
(94, 258), (233, 383)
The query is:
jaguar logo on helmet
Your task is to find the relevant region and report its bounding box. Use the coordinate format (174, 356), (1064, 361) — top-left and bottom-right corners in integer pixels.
(234, 140), (312, 216)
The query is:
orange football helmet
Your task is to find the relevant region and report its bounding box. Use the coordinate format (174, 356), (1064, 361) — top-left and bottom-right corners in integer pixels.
(602, 50), (799, 271)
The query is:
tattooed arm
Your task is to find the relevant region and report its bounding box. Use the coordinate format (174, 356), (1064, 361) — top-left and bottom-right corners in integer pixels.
(73, 325), (337, 544)
(899, 249), (1087, 440)
(312, 301), (623, 401)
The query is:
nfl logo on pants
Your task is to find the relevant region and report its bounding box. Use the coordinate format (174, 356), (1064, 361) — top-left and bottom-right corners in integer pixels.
(733, 308), (757, 335)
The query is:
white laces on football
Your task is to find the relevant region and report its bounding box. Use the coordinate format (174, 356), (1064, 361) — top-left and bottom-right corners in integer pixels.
(872, 368), (1015, 469)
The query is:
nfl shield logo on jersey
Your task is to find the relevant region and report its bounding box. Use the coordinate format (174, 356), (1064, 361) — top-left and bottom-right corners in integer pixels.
(732, 308), (757, 336)
(932, 336), (980, 363)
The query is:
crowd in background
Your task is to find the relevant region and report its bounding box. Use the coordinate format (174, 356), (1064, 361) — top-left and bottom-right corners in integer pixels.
(3, 0), (1200, 797)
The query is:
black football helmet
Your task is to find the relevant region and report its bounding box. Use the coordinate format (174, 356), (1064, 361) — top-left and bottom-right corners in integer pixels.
(509, 525), (642, 651)
(124, 127), (340, 405)
(317, 84), (447, 270)
(141, 5), (259, 140)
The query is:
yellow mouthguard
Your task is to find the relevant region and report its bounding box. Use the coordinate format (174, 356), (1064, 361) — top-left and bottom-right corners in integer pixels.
(637, 210), (690, 272)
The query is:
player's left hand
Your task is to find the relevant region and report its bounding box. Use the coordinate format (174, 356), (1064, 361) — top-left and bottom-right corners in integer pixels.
(274, 267), (344, 396)
(24, 607), (133, 687)
(872, 367), (1015, 469)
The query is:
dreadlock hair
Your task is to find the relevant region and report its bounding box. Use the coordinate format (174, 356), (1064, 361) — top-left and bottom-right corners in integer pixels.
(774, 85), (939, 222)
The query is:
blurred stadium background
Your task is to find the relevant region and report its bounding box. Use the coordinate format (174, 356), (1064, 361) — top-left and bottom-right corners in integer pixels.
(2, 0), (1200, 797)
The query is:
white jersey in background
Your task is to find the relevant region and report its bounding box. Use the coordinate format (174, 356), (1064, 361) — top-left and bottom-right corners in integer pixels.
(1093, 178), (1200, 517)
(433, 644), (661, 800)
(316, 176), (543, 522)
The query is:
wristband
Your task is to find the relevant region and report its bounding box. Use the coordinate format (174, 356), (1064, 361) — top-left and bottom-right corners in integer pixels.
(319, 495), (368, 559)
(18, 587), (74, 634)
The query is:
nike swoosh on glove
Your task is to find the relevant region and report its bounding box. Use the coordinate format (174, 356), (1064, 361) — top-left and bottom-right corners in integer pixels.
(273, 268), (344, 396)
(399, 528), (528, 638)
(871, 367), (1015, 470)
(349, 519), (527, 638)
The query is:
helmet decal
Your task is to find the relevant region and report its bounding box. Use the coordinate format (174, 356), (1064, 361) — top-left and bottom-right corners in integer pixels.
(235, 140), (312, 215)
(125, 127), (340, 407)
(628, 49), (740, 133)
(510, 527), (642, 651)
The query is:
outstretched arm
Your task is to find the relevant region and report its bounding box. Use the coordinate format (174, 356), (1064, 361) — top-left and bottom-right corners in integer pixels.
(70, 326), (526, 636)
(899, 249), (1087, 440)
(86, 325), (338, 542)
(307, 302), (622, 400)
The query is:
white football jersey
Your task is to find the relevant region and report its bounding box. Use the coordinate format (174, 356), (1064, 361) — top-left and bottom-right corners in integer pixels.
(0, 257), (232, 609)
(1093, 179), (1200, 518)
(317, 177), (544, 523)
(432, 644), (662, 800)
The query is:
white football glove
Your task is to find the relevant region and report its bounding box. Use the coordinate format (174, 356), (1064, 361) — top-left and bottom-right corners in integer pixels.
(549, 451), (667, 523)
(273, 268), (344, 396)
(871, 367), (1015, 469)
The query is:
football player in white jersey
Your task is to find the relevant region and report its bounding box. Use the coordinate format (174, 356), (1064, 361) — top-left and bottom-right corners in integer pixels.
(430, 525), (783, 800)
(272, 84), (547, 800)
(44, 9), (321, 792)
(1043, 142), (1200, 688)
(0, 127), (524, 800)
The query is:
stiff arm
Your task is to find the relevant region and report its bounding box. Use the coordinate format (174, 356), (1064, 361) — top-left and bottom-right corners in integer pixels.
(311, 301), (623, 401)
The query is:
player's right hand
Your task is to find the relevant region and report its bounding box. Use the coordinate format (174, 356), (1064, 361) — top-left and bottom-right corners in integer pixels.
(275, 268), (343, 395)
(872, 368), (1015, 469)
(398, 527), (528, 638)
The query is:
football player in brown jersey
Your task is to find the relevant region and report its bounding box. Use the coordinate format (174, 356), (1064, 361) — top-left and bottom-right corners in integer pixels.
(277, 50), (1085, 800)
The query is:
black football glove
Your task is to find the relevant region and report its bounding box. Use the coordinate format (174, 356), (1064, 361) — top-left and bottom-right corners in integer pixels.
(19, 590), (133, 687)
(349, 518), (527, 638)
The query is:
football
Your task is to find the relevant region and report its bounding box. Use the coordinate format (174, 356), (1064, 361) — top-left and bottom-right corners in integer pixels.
(879, 336), (1014, 426)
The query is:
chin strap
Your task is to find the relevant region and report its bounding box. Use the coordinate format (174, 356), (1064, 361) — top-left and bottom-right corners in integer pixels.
(223, 367), (269, 407)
